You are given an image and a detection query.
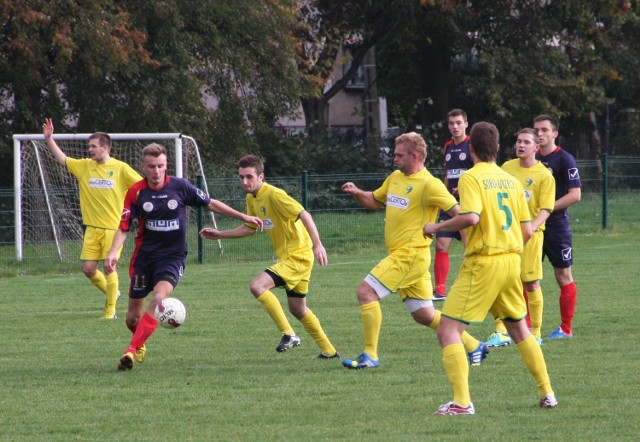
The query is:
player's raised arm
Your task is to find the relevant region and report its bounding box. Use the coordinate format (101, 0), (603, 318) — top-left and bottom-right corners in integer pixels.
(42, 118), (67, 166)
(206, 199), (264, 231)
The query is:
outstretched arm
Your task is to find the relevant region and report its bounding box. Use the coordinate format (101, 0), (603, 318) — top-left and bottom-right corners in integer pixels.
(199, 224), (257, 240)
(341, 182), (383, 210)
(207, 199), (263, 231)
(42, 118), (67, 166)
(299, 210), (328, 266)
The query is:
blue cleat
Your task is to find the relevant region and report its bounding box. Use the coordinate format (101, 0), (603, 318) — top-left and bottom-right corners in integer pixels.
(342, 353), (380, 369)
(546, 327), (573, 340)
(484, 332), (512, 347)
(468, 343), (489, 366)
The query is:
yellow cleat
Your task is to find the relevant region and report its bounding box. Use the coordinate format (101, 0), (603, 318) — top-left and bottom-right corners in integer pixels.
(103, 308), (117, 319)
(134, 345), (146, 363)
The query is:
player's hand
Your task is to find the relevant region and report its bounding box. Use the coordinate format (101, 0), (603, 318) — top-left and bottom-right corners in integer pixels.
(423, 223), (438, 239)
(314, 243), (328, 266)
(199, 227), (222, 240)
(43, 118), (54, 138)
(245, 216), (264, 231)
(104, 254), (118, 273)
(341, 182), (359, 195)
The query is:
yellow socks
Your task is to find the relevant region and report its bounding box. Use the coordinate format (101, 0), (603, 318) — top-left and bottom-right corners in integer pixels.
(257, 291), (295, 336)
(361, 301), (382, 360)
(517, 335), (554, 397)
(527, 288), (544, 338)
(494, 317), (508, 334)
(300, 309), (336, 356)
(89, 270), (107, 294)
(105, 271), (119, 311)
(442, 343), (471, 407)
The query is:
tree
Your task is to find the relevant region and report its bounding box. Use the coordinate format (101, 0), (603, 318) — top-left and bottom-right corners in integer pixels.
(376, 0), (640, 159)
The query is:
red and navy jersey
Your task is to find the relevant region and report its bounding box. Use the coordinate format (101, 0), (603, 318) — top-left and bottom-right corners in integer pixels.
(119, 175), (211, 258)
(443, 135), (473, 197)
(536, 146), (582, 223)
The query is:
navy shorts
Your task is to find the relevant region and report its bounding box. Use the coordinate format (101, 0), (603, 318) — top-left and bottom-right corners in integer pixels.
(129, 255), (185, 299)
(542, 220), (573, 268)
(435, 210), (462, 240)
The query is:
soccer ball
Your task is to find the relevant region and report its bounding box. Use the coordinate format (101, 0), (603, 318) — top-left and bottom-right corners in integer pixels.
(155, 298), (186, 329)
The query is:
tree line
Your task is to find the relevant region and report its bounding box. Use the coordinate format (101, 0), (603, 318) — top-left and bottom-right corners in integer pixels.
(2, 0), (639, 186)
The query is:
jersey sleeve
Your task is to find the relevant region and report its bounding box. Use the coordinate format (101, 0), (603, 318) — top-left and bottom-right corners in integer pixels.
(427, 177), (458, 212)
(539, 173), (556, 213)
(372, 174), (392, 205)
(563, 154), (582, 190)
(119, 186), (138, 231)
(457, 173), (482, 215)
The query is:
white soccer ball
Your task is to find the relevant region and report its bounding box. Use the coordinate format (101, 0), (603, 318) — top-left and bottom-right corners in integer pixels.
(155, 298), (186, 329)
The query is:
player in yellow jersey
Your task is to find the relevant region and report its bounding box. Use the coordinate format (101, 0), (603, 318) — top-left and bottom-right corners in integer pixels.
(485, 128), (556, 347)
(424, 122), (557, 415)
(199, 155), (339, 358)
(43, 118), (141, 319)
(340, 132), (488, 370)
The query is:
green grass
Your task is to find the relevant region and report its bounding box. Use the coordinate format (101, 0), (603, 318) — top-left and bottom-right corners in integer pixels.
(1, 232), (639, 440)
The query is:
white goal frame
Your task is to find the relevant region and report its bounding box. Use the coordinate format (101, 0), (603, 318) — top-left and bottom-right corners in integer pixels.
(13, 133), (221, 261)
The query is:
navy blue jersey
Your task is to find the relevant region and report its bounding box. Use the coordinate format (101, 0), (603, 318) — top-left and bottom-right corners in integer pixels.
(443, 135), (473, 197)
(119, 175), (211, 258)
(536, 146), (581, 223)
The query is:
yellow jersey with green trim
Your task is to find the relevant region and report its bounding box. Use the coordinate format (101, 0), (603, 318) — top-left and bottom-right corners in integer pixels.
(66, 157), (141, 230)
(501, 159), (555, 232)
(245, 182), (310, 259)
(372, 168), (457, 252)
(458, 162), (530, 257)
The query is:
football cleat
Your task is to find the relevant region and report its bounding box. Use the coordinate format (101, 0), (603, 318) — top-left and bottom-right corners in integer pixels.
(484, 332), (512, 347)
(276, 334), (301, 353)
(535, 335), (543, 346)
(432, 290), (447, 302)
(539, 394), (558, 409)
(134, 344), (146, 363)
(117, 352), (134, 371)
(546, 327), (573, 340)
(468, 343), (489, 366)
(317, 351), (341, 359)
(102, 308), (117, 319)
(433, 401), (475, 415)
(342, 353), (380, 369)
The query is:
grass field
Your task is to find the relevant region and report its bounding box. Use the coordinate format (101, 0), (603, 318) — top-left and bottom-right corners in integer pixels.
(1, 232), (639, 441)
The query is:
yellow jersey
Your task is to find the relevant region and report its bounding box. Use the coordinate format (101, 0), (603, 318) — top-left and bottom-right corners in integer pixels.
(245, 182), (311, 259)
(501, 159), (555, 232)
(458, 162), (530, 257)
(373, 168), (457, 253)
(66, 157), (141, 230)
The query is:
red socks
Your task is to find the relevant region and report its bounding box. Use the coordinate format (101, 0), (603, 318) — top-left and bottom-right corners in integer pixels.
(434, 251), (449, 294)
(559, 282), (577, 334)
(127, 312), (159, 354)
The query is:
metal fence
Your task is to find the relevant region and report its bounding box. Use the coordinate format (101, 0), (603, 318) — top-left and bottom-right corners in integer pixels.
(1, 157), (639, 274)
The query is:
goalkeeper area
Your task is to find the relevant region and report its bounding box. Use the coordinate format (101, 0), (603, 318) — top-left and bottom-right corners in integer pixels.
(12, 133), (220, 264)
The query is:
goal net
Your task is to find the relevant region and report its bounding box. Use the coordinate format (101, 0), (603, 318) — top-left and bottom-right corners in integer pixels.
(13, 133), (221, 262)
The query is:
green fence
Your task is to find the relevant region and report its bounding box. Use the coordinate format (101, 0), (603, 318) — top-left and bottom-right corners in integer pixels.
(1, 157), (639, 274)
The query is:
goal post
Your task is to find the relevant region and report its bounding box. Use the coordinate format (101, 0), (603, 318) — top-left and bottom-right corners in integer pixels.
(13, 133), (222, 262)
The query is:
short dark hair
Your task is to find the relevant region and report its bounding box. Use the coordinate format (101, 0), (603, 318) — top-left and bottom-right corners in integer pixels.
(89, 132), (111, 149)
(447, 108), (467, 122)
(237, 154), (264, 174)
(533, 114), (559, 131)
(469, 122), (499, 161)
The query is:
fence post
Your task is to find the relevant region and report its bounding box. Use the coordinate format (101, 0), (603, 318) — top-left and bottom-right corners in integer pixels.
(601, 154), (608, 230)
(302, 170), (309, 208)
(197, 175), (205, 263)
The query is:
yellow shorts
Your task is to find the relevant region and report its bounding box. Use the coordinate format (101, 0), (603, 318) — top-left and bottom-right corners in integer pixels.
(520, 230), (543, 282)
(268, 251), (313, 294)
(80, 226), (121, 261)
(369, 248), (432, 301)
(442, 253), (526, 323)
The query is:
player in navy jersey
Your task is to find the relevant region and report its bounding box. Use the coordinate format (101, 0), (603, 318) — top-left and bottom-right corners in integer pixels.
(533, 115), (582, 339)
(433, 109), (474, 301)
(105, 143), (263, 371)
